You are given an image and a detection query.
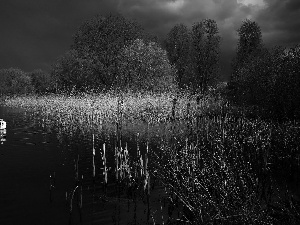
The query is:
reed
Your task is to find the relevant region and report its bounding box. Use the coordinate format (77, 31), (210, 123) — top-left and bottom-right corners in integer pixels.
(49, 172), (55, 203)
(4, 91), (300, 224)
(149, 114), (300, 224)
(102, 143), (108, 195)
(92, 134), (95, 180)
(3, 91), (224, 139)
(68, 185), (79, 224)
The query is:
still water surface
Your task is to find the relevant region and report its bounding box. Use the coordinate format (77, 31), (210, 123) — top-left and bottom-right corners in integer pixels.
(0, 106), (93, 224)
(0, 105), (163, 225)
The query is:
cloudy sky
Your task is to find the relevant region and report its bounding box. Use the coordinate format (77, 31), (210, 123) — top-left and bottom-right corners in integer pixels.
(0, 0), (299, 80)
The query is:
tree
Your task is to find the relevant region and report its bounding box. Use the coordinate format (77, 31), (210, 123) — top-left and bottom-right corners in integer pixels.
(231, 19), (263, 82)
(253, 44), (300, 120)
(228, 39), (300, 120)
(51, 49), (96, 93)
(273, 44), (300, 119)
(71, 13), (146, 90)
(235, 47), (272, 105)
(0, 68), (34, 95)
(27, 69), (52, 94)
(115, 39), (178, 93)
(191, 19), (221, 94)
(165, 24), (192, 88)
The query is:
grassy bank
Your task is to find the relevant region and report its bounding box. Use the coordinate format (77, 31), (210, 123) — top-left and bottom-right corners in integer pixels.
(3, 92), (300, 224)
(3, 91), (229, 139)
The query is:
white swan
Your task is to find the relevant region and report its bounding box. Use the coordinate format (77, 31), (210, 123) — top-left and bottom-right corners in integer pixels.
(0, 119), (6, 129)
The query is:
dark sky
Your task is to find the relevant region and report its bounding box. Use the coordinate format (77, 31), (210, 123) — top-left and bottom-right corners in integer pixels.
(0, 0), (299, 81)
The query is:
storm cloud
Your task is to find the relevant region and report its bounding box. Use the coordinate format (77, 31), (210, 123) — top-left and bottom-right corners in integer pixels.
(0, 0), (299, 80)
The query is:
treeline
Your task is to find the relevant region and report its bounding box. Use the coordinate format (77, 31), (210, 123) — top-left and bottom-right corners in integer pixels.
(1, 13), (299, 120)
(164, 20), (221, 92)
(51, 13), (171, 94)
(228, 19), (300, 120)
(51, 13), (221, 94)
(0, 13), (221, 96)
(0, 68), (53, 96)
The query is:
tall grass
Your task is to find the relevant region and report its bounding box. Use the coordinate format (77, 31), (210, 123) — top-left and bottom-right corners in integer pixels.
(3, 91), (226, 140)
(3, 91), (300, 224)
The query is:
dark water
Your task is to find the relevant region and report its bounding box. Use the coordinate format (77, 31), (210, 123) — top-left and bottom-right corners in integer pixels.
(0, 106), (87, 224)
(0, 105), (164, 225)
(1, 104), (300, 224)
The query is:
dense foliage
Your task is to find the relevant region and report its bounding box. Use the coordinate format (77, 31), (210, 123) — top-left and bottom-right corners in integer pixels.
(231, 19), (263, 83)
(0, 68), (34, 95)
(191, 19), (221, 93)
(0, 68), (54, 96)
(116, 39), (178, 93)
(228, 19), (300, 120)
(51, 13), (161, 93)
(165, 24), (192, 88)
(165, 19), (221, 93)
(27, 69), (52, 94)
(51, 49), (96, 93)
(1, 13), (299, 122)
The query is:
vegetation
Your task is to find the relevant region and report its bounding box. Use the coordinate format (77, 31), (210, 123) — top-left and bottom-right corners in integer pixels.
(52, 13), (158, 93)
(231, 19), (263, 83)
(0, 68), (34, 96)
(50, 49), (96, 93)
(27, 69), (53, 94)
(229, 19), (300, 121)
(0, 68), (53, 97)
(191, 19), (221, 93)
(116, 39), (178, 93)
(165, 19), (221, 92)
(3, 92), (300, 224)
(165, 23), (192, 88)
(1, 12), (300, 224)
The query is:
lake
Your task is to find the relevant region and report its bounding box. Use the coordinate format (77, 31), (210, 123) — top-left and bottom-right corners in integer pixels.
(0, 104), (182, 225)
(0, 105), (83, 224)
